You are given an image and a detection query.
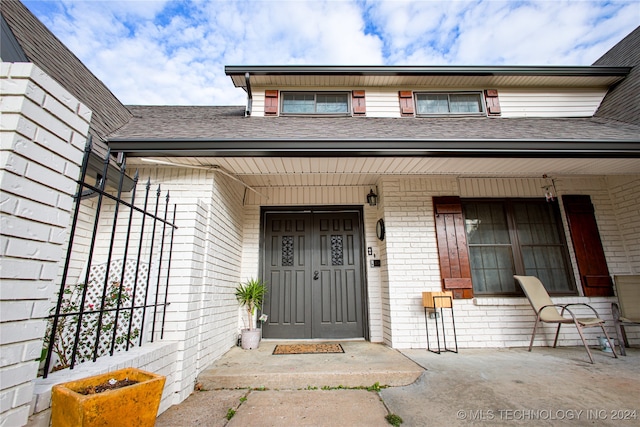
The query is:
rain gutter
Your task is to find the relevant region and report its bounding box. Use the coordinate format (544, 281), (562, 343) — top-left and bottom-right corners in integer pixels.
(107, 138), (640, 158)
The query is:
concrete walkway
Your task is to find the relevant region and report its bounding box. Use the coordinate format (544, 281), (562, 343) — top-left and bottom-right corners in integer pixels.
(156, 342), (639, 427)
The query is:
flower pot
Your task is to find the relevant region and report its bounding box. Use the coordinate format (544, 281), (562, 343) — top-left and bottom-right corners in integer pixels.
(241, 329), (261, 349)
(51, 367), (165, 427)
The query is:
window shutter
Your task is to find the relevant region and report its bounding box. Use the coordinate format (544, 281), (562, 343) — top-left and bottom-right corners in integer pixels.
(433, 196), (473, 299)
(399, 91), (414, 116)
(484, 89), (501, 116)
(352, 90), (366, 116)
(562, 195), (613, 297)
(264, 90), (278, 116)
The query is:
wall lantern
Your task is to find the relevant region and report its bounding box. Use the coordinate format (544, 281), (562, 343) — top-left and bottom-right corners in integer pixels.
(366, 189), (378, 206)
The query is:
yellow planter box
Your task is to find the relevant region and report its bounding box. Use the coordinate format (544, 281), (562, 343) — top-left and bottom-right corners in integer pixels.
(51, 367), (165, 427)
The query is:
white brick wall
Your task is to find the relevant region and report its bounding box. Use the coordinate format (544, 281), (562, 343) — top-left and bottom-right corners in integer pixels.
(378, 175), (639, 349)
(0, 63), (89, 427)
(130, 166), (246, 404)
(606, 175), (640, 274)
(242, 184), (384, 341)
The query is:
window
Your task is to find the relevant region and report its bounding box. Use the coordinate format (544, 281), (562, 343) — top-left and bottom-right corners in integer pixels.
(415, 92), (484, 116)
(462, 199), (575, 296)
(281, 92), (349, 115)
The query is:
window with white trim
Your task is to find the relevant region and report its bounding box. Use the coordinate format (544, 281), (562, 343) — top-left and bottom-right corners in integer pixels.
(416, 92), (485, 116)
(281, 92), (350, 115)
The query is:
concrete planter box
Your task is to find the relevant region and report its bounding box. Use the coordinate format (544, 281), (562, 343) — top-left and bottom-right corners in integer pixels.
(51, 367), (165, 427)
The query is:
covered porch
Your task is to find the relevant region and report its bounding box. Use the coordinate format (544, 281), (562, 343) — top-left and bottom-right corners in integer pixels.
(157, 341), (639, 426)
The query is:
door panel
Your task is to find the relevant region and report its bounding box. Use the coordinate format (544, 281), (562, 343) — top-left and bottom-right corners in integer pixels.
(263, 214), (312, 338)
(262, 210), (364, 339)
(312, 213), (363, 338)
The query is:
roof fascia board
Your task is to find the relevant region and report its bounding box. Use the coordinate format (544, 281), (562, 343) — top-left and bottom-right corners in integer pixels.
(225, 65), (631, 77)
(108, 138), (640, 158)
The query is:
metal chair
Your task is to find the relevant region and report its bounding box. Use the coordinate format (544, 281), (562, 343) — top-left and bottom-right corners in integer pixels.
(612, 275), (640, 356)
(514, 275), (617, 363)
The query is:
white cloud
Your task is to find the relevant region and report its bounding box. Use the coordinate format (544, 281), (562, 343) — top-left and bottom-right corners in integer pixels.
(22, 0), (640, 105)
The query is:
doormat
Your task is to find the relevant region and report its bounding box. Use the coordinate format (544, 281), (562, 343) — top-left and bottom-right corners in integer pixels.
(272, 343), (344, 355)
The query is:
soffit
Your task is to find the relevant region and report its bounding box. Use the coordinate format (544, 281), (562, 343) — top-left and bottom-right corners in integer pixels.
(124, 156), (640, 187)
(235, 74), (624, 89)
(226, 66), (630, 89)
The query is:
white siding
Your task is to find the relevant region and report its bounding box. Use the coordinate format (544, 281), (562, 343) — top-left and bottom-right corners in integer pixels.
(251, 87), (608, 118)
(362, 89), (402, 118)
(499, 88), (607, 118)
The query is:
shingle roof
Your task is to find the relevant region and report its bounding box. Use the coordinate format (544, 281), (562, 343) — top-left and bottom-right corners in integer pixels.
(110, 105), (640, 142)
(593, 26), (640, 126)
(1, 0), (131, 146)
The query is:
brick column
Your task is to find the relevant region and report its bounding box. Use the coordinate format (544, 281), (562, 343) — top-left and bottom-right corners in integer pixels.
(0, 63), (90, 426)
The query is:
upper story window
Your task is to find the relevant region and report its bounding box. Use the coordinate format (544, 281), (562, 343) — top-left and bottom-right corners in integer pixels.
(281, 92), (350, 115)
(415, 92), (485, 116)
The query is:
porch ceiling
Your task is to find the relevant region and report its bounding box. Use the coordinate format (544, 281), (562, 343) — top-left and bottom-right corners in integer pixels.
(125, 156), (640, 187)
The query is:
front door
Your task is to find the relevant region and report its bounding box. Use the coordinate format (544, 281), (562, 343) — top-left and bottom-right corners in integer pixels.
(262, 209), (365, 339)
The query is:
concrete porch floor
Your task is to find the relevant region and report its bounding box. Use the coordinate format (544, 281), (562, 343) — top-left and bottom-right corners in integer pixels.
(156, 342), (639, 427)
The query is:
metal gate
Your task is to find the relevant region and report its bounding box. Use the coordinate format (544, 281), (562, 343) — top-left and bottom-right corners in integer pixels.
(42, 140), (178, 377)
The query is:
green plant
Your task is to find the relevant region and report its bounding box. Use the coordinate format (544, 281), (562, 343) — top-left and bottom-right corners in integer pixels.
(226, 408), (236, 420)
(386, 413), (403, 426)
(235, 278), (267, 331)
(43, 280), (140, 372)
(367, 382), (386, 392)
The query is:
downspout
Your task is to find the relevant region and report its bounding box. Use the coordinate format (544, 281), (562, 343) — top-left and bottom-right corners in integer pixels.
(245, 72), (252, 116)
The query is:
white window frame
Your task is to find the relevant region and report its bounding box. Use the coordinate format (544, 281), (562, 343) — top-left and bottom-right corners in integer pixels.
(415, 91), (486, 117)
(280, 92), (351, 116)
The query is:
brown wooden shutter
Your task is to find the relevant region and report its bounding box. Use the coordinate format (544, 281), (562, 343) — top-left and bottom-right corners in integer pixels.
(433, 196), (473, 299)
(264, 90), (278, 116)
(484, 89), (501, 116)
(352, 90), (366, 116)
(399, 91), (414, 116)
(562, 195), (613, 297)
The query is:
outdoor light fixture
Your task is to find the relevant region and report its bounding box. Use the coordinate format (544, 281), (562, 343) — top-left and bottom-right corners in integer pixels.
(366, 189), (378, 206)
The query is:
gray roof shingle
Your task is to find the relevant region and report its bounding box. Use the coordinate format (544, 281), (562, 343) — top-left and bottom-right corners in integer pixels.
(593, 26), (640, 126)
(1, 0), (132, 147)
(110, 105), (640, 142)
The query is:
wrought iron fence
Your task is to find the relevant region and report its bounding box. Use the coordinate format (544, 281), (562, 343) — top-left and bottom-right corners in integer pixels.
(42, 139), (177, 377)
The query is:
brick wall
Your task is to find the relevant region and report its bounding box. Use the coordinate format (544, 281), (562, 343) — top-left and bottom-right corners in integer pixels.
(242, 185), (384, 341)
(606, 175), (640, 273)
(378, 175), (639, 349)
(0, 63), (89, 426)
(131, 166), (246, 404)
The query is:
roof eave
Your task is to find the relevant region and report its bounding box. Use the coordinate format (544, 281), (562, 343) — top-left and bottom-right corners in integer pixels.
(225, 65), (631, 77)
(108, 138), (640, 158)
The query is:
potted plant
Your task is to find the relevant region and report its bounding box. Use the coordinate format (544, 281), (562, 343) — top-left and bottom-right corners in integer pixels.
(235, 277), (267, 349)
(51, 367), (165, 427)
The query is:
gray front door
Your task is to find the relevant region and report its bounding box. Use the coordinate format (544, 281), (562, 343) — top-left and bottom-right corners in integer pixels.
(262, 210), (364, 339)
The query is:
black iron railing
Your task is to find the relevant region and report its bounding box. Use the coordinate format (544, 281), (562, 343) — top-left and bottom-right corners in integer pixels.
(42, 139), (177, 377)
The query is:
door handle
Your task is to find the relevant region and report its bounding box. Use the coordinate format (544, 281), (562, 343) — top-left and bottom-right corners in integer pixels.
(313, 271), (319, 280)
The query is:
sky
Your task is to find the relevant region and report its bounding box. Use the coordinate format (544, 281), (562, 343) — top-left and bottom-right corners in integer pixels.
(22, 0), (640, 106)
